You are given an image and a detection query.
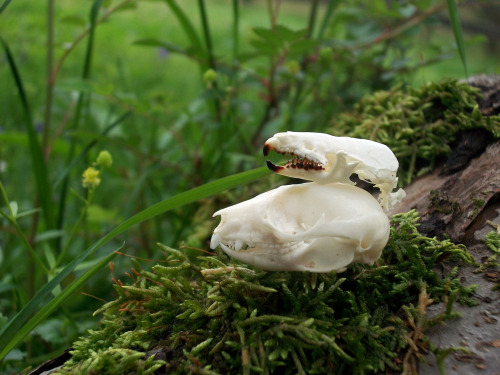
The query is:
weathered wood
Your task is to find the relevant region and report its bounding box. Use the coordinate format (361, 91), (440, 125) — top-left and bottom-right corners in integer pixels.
(392, 75), (500, 375)
(391, 139), (499, 245)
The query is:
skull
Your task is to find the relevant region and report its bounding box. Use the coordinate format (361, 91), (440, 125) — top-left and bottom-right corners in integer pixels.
(264, 131), (405, 211)
(211, 183), (390, 273)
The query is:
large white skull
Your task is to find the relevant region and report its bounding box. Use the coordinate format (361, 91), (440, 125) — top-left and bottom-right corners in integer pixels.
(264, 132), (405, 211)
(210, 183), (390, 273)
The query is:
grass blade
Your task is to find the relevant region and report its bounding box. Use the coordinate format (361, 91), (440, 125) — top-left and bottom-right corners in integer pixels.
(316, 0), (341, 39)
(446, 0), (468, 77)
(0, 37), (55, 230)
(0, 166), (271, 360)
(163, 0), (205, 66)
(197, 0), (215, 70)
(0, 250), (117, 361)
(0, 0), (12, 14)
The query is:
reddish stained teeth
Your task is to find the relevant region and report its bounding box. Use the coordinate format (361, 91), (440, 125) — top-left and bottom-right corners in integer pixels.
(265, 147), (325, 173)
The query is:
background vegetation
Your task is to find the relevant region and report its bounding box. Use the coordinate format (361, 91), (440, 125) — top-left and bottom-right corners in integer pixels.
(0, 0), (498, 372)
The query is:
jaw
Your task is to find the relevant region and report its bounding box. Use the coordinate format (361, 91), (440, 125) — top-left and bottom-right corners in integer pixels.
(215, 236), (360, 273)
(264, 144), (357, 185)
(263, 131), (405, 210)
(217, 240), (313, 272)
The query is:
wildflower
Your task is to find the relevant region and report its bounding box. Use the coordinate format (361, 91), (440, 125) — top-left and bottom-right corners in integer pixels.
(96, 150), (113, 168)
(203, 69), (218, 89)
(82, 167), (101, 189)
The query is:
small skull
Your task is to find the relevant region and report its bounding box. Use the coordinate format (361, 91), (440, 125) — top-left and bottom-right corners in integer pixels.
(264, 131), (405, 211)
(211, 183), (390, 272)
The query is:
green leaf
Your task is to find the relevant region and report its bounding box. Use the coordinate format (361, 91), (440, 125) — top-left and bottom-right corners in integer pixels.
(250, 39), (280, 56)
(446, 0), (468, 77)
(253, 27), (286, 47)
(288, 39), (319, 58)
(0, 166), (271, 360)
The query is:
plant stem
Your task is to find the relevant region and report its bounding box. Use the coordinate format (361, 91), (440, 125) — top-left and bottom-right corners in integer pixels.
(232, 0), (239, 63)
(56, 0), (102, 252)
(49, 0), (135, 86)
(43, 0), (55, 162)
(197, 0), (221, 120)
(197, 0), (215, 71)
(0, 182), (48, 274)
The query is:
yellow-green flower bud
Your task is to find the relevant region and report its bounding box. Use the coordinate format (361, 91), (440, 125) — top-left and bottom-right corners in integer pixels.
(203, 69), (218, 88)
(82, 167), (101, 189)
(96, 150), (113, 168)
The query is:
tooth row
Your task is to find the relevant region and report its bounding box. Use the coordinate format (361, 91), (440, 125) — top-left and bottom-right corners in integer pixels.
(219, 240), (305, 255)
(285, 158), (324, 171)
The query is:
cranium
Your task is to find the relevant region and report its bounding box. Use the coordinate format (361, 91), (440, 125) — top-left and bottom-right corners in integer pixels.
(211, 183), (390, 272)
(210, 132), (404, 273)
(264, 131), (405, 211)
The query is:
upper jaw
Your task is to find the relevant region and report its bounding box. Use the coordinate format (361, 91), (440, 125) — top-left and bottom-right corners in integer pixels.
(263, 139), (329, 179)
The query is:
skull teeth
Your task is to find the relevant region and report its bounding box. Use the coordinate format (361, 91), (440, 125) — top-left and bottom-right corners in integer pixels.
(265, 147), (325, 173)
(220, 240), (306, 254)
(284, 157), (324, 171)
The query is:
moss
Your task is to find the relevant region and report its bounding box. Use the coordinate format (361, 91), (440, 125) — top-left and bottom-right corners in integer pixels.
(475, 222), (500, 275)
(331, 79), (500, 185)
(429, 190), (461, 215)
(57, 211), (477, 374)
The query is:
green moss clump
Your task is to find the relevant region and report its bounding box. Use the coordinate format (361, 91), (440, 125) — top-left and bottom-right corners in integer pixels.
(57, 211), (476, 374)
(331, 79), (500, 185)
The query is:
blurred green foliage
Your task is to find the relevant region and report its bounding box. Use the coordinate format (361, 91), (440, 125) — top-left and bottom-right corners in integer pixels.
(0, 0), (498, 371)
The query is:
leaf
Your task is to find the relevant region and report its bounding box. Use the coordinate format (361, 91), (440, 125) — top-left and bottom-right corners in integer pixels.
(446, 0), (468, 77)
(253, 27), (286, 47)
(288, 39), (319, 58)
(250, 39), (279, 56)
